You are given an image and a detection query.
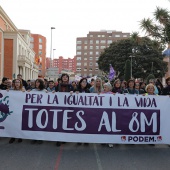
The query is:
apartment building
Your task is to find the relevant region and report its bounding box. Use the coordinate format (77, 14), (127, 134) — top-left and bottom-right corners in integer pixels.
(52, 56), (76, 74)
(76, 30), (130, 77)
(30, 34), (46, 78)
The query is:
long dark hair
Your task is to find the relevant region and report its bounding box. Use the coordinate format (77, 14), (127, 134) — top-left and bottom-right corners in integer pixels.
(78, 78), (88, 89)
(61, 73), (69, 83)
(127, 79), (135, 88)
(35, 79), (45, 90)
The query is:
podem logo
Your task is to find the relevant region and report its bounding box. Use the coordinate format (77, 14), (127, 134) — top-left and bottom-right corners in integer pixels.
(0, 93), (13, 129)
(121, 136), (126, 141)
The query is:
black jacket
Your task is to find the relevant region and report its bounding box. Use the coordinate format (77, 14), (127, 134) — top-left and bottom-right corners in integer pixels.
(0, 84), (7, 90)
(162, 86), (170, 95)
(55, 83), (74, 92)
(74, 87), (90, 93)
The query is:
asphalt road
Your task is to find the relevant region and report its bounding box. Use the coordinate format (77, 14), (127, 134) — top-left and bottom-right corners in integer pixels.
(0, 138), (170, 170)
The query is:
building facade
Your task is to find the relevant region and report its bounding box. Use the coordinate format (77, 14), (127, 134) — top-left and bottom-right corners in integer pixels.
(46, 57), (51, 69)
(30, 34), (46, 78)
(76, 30), (130, 76)
(0, 6), (38, 82)
(51, 56), (76, 74)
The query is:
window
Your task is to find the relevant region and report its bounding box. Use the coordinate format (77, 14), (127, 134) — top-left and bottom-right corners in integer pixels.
(101, 40), (106, 43)
(77, 40), (82, 44)
(96, 46), (99, 49)
(84, 52), (87, 55)
(96, 57), (99, 60)
(39, 38), (42, 43)
(84, 46), (87, 49)
(84, 40), (87, 44)
(95, 68), (99, 71)
(107, 40), (112, 44)
(84, 63), (87, 66)
(101, 46), (105, 49)
(30, 37), (34, 42)
(77, 57), (81, 60)
(77, 63), (81, 66)
(89, 57), (93, 60)
(90, 35), (93, 37)
(89, 62), (93, 66)
(84, 68), (87, 71)
(89, 68), (93, 71)
(39, 44), (42, 49)
(95, 63), (98, 66)
(101, 35), (105, 37)
(90, 40), (93, 44)
(84, 58), (87, 60)
(77, 46), (81, 50)
(89, 51), (93, 55)
(96, 40), (99, 44)
(90, 46), (93, 49)
(77, 52), (81, 55)
(97, 35), (101, 37)
(76, 68), (81, 71)
(115, 35), (120, 37)
(123, 35), (128, 37)
(30, 43), (34, 49)
(96, 51), (99, 55)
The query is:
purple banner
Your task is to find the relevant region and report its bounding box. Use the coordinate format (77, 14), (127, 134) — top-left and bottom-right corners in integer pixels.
(22, 105), (160, 135)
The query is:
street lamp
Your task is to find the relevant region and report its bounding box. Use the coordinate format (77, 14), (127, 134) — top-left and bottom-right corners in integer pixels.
(50, 27), (55, 68)
(129, 55), (135, 78)
(51, 49), (56, 68)
(129, 48), (137, 78)
(53, 49), (56, 60)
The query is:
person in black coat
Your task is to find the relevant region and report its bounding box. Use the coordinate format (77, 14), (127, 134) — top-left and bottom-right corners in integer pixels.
(54, 73), (73, 147)
(55, 73), (73, 92)
(162, 77), (170, 95)
(17, 74), (28, 89)
(74, 78), (90, 146)
(75, 78), (90, 93)
(0, 77), (8, 90)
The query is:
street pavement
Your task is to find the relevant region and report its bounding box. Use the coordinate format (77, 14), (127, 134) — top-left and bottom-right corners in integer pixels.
(0, 138), (170, 170)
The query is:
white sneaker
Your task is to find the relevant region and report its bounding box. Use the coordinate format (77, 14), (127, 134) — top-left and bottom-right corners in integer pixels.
(108, 144), (113, 148)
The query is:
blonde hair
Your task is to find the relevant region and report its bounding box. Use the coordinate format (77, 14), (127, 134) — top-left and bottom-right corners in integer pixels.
(103, 82), (112, 90)
(145, 83), (155, 92)
(93, 77), (103, 93)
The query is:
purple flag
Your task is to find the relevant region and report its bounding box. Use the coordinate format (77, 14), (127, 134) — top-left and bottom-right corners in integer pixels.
(108, 65), (115, 80)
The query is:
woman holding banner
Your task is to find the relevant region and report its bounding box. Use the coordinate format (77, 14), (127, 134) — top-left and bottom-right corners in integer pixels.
(112, 79), (122, 94)
(8, 79), (25, 144)
(123, 79), (139, 94)
(75, 77), (90, 146)
(100, 82), (115, 148)
(28, 78), (47, 144)
(89, 77), (103, 94)
(54, 73), (74, 147)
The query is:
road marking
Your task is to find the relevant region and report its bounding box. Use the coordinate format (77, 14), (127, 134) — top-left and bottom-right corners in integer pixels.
(93, 144), (103, 170)
(54, 144), (64, 170)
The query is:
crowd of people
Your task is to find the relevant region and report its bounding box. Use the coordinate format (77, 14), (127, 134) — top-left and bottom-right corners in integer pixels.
(0, 73), (170, 147)
(0, 73), (169, 96)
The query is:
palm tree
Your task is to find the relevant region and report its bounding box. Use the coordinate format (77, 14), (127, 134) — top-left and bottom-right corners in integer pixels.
(140, 7), (170, 46)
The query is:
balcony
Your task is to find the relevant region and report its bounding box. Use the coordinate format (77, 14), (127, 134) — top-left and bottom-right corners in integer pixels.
(18, 55), (32, 65)
(33, 63), (39, 70)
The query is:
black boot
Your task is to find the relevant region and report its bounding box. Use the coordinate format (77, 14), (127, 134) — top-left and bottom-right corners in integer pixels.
(9, 138), (15, 144)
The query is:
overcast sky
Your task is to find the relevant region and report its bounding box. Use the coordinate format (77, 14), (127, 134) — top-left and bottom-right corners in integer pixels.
(0, 0), (170, 58)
